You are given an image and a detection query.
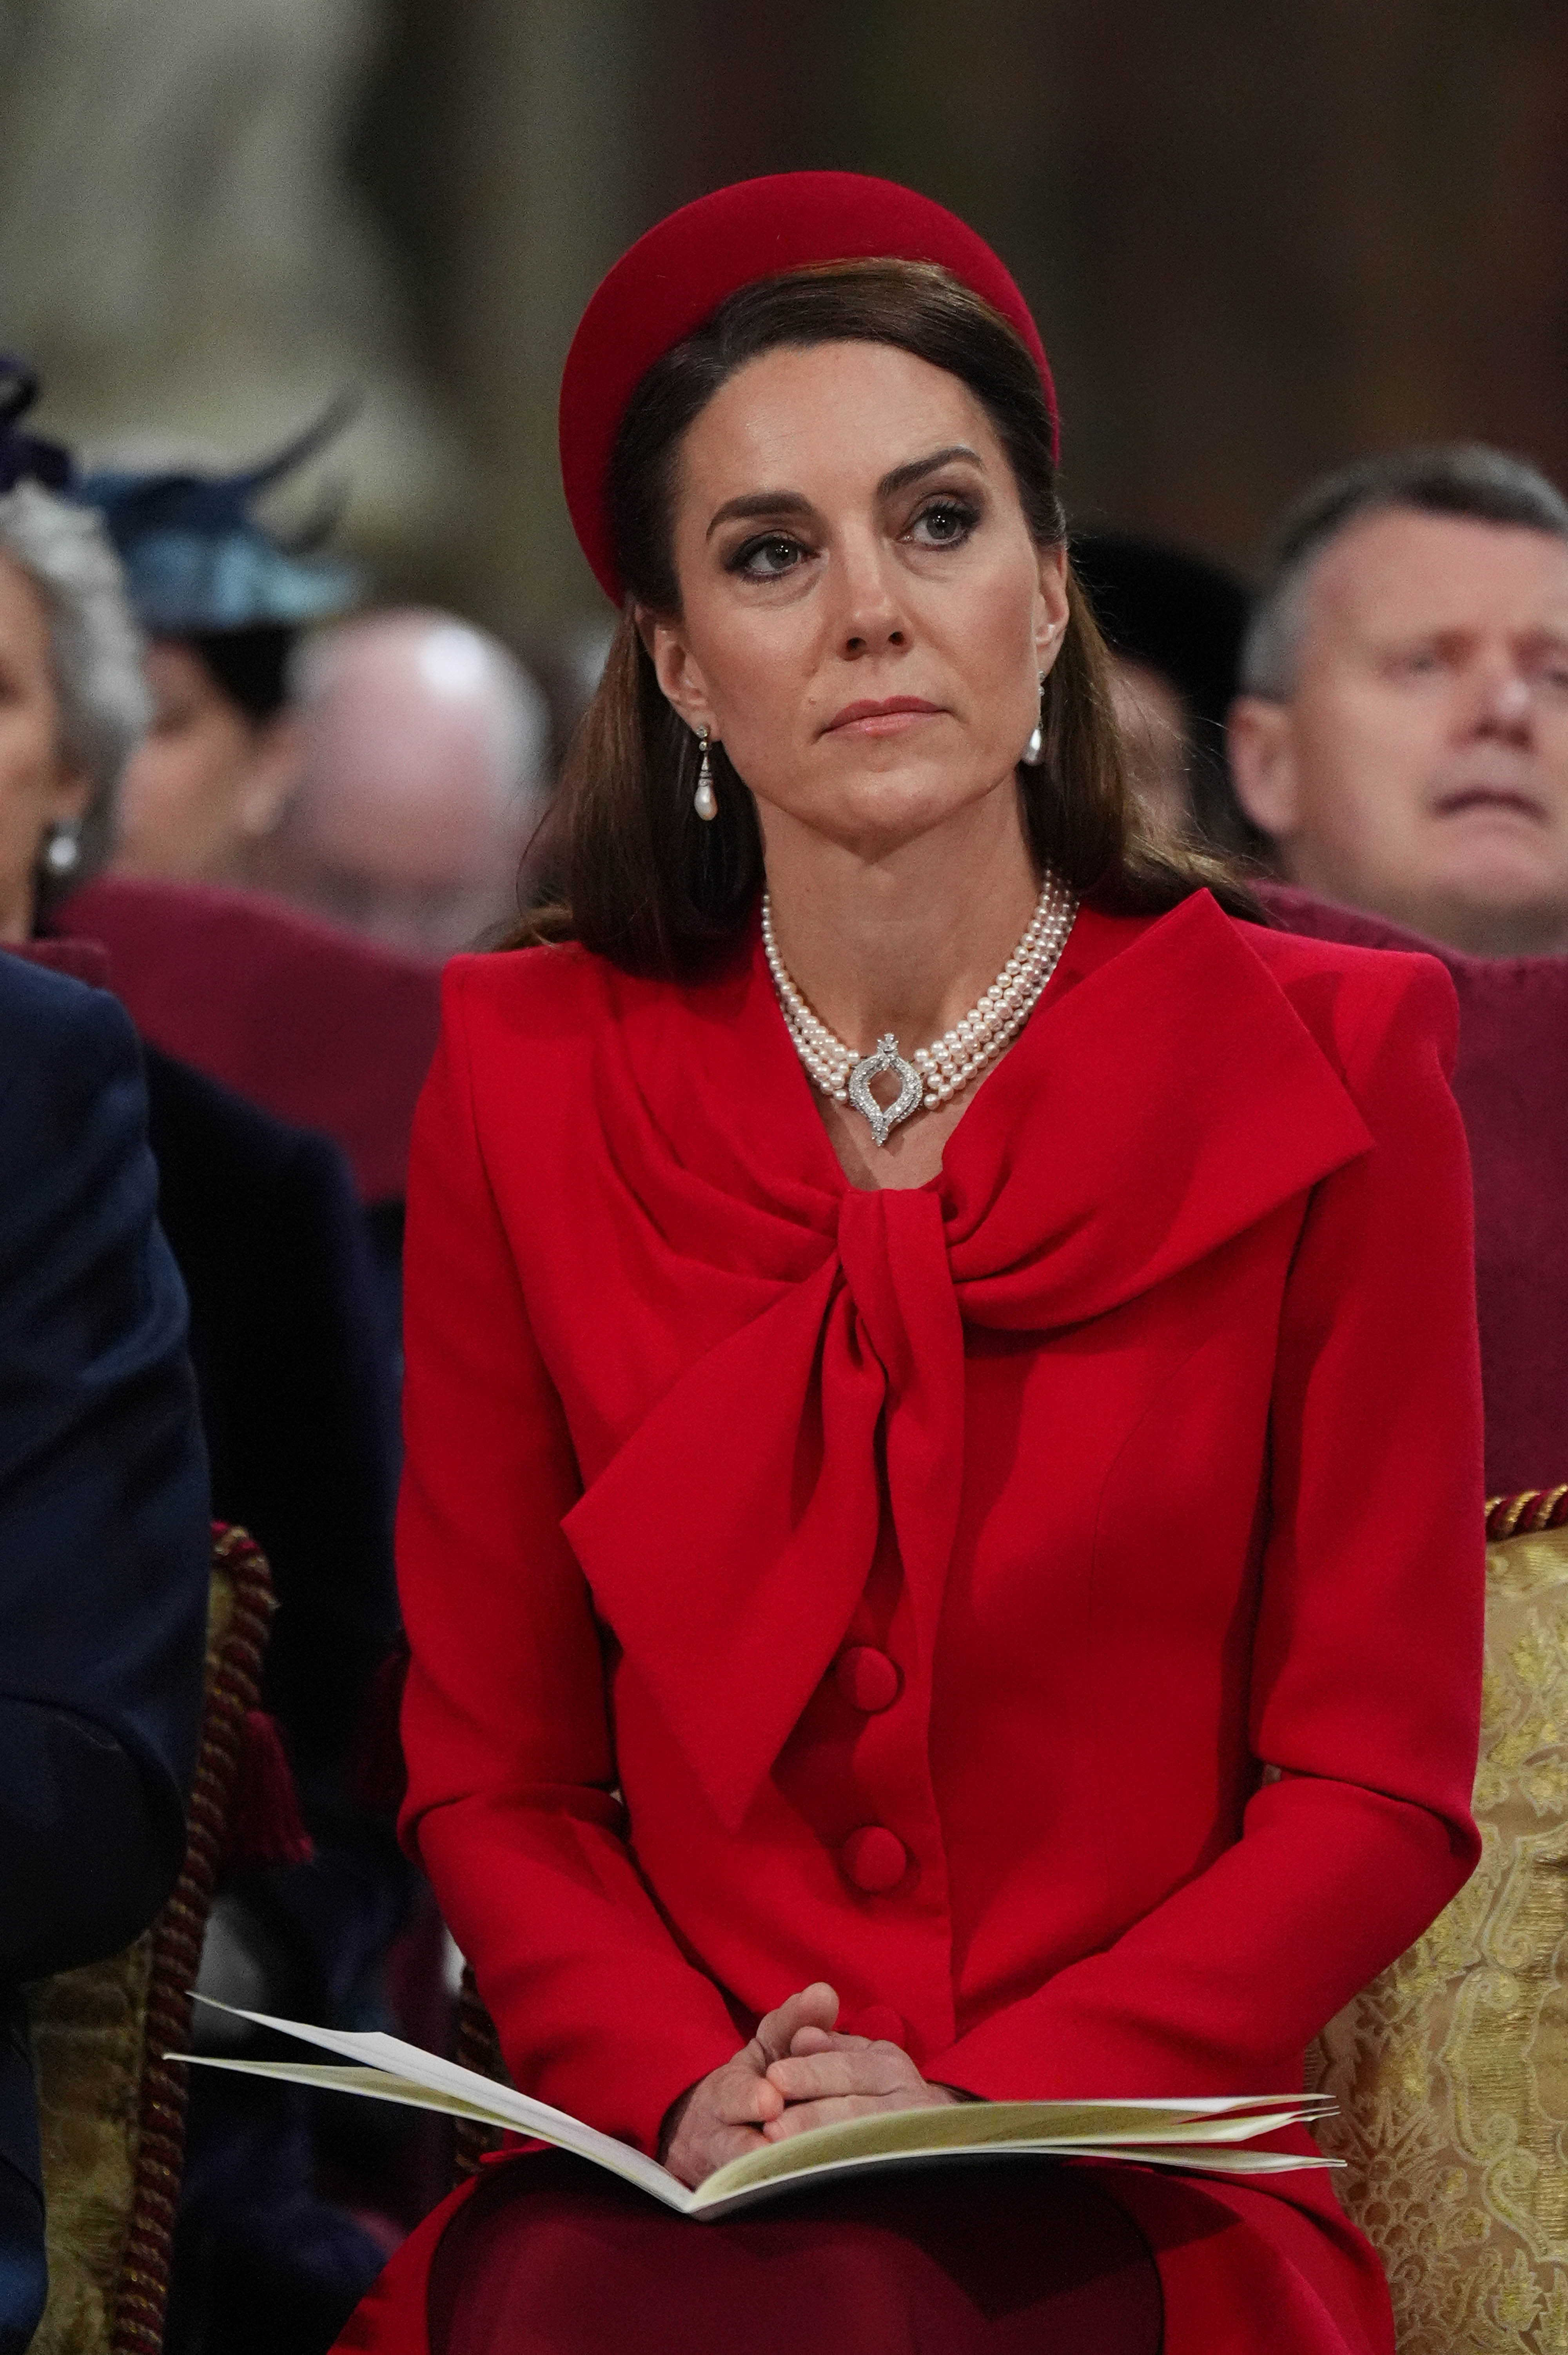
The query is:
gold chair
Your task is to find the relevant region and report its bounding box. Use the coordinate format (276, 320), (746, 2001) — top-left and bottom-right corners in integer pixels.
(25, 1525), (276, 2355)
(1309, 1485), (1568, 2354)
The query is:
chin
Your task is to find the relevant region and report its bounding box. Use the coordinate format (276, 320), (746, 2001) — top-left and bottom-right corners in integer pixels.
(827, 789), (986, 860)
(1428, 838), (1568, 909)
(804, 747), (1005, 842)
(1401, 856), (1568, 956)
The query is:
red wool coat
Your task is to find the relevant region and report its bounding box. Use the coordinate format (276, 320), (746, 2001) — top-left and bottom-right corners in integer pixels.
(340, 890), (1485, 2355)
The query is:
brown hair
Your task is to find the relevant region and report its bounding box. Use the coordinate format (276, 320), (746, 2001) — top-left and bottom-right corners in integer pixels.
(516, 261), (1255, 972)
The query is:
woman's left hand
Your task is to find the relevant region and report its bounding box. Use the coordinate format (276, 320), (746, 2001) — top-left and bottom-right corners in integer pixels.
(760, 2024), (963, 2139)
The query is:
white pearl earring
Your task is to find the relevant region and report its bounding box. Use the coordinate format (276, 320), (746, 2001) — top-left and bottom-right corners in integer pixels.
(43, 820), (82, 875)
(693, 726), (717, 821)
(1021, 674), (1046, 767)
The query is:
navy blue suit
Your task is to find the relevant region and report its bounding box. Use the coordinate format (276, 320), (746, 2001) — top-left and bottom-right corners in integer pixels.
(0, 957), (209, 2354)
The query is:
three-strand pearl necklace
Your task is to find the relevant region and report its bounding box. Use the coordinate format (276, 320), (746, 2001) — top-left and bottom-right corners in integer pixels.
(762, 870), (1079, 1148)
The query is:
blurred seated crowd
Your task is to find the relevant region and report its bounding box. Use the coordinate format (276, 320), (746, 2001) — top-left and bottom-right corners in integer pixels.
(4, 339), (1568, 2353)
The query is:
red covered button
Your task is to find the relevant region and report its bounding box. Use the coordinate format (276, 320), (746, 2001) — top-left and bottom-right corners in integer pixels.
(841, 1826), (909, 1894)
(835, 1645), (902, 1714)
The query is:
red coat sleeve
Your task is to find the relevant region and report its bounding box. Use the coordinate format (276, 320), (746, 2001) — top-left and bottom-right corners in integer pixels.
(928, 953), (1486, 2099)
(396, 964), (739, 2151)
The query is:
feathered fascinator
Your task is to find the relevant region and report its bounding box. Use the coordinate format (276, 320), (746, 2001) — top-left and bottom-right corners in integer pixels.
(0, 355), (75, 493)
(75, 397), (362, 635)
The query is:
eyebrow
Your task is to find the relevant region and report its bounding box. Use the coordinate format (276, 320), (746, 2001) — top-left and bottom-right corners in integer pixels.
(878, 443), (984, 499)
(704, 443), (985, 541)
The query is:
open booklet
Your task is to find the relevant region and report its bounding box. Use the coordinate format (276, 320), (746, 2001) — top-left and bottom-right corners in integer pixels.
(181, 2002), (1339, 2222)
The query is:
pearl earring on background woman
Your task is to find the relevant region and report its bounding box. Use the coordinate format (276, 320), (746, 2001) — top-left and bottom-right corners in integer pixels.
(42, 818), (81, 875)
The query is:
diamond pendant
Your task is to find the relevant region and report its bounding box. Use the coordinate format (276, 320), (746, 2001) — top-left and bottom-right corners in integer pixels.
(847, 1034), (924, 1148)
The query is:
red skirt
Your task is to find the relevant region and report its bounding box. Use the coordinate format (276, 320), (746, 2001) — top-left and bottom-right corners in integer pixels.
(332, 2142), (1393, 2355)
(428, 2153), (1161, 2353)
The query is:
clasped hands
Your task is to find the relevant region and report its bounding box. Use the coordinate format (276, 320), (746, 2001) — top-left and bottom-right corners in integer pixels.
(660, 1981), (964, 2189)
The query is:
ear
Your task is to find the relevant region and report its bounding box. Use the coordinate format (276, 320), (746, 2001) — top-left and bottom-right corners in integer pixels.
(1033, 543), (1070, 673)
(1225, 695), (1301, 839)
(637, 604), (718, 741)
(236, 712), (305, 840)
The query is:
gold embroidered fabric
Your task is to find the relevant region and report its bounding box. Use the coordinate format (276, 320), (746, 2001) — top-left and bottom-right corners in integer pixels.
(25, 1540), (269, 2355)
(27, 1941), (156, 2355)
(1307, 1523), (1568, 2354)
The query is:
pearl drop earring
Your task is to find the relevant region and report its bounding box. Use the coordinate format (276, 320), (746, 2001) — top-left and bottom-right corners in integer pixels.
(693, 726), (717, 821)
(43, 820), (82, 875)
(1021, 673), (1046, 767)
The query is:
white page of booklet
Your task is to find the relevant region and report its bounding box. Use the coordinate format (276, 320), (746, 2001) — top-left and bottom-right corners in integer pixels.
(181, 2002), (1336, 2218)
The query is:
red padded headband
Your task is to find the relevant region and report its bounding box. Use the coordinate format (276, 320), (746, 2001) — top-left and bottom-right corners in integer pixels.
(559, 171), (1057, 605)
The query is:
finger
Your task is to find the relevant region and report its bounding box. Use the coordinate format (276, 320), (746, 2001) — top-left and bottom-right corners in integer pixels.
(766, 2050), (913, 2103)
(717, 2060), (785, 2124)
(760, 2093), (905, 2141)
(706, 2122), (771, 2165)
(664, 2120), (768, 2190)
(788, 2026), (870, 2057)
(751, 1981), (839, 2066)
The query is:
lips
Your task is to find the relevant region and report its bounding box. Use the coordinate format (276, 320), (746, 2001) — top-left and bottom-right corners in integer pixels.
(824, 696), (944, 735)
(1434, 785), (1547, 821)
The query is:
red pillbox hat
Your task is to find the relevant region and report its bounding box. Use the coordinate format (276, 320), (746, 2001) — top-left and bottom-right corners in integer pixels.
(559, 171), (1056, 605)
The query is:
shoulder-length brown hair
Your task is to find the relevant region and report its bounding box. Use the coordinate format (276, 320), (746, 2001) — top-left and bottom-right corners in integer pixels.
(517, 260), (1254, 972)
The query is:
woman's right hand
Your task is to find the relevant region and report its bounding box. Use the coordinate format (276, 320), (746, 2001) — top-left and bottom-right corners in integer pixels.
(658, 1981), (840, 2187)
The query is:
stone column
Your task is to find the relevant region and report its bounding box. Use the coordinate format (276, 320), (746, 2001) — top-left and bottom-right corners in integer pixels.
(0, 0), (458, 574)
(439, 0), (640, 632)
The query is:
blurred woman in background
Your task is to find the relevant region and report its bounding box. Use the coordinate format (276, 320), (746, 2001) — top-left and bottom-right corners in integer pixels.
(0, 369), (408, 2355)
(0, 385), (148, 940)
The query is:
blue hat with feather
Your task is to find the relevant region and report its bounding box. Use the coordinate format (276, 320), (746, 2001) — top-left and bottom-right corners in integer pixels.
(75, 397), (362, 635)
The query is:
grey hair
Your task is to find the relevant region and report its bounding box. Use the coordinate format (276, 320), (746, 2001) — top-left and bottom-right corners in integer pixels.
(0, 480), (151, 901)
(1240, 444), (1568, 700)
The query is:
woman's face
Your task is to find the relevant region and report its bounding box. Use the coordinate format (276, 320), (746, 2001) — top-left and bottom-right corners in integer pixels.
(0, 552), (88, 942)
(113, 638), (284, 881)
(644, 340), (1068, 865)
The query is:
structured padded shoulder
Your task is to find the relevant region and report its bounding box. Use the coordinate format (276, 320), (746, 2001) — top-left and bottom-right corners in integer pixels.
(1235, 912), (1460, 1082)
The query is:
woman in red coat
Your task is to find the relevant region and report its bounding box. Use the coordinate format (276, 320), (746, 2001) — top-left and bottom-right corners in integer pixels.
(337, 174), (1485, 2355)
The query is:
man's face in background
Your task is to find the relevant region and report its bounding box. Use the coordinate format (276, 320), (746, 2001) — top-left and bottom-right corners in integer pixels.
(1229, 508), (1568, 956)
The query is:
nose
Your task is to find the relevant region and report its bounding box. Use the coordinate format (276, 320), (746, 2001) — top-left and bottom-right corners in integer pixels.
(1471, 656), (1535, 743)
(832, 525), (908, 660)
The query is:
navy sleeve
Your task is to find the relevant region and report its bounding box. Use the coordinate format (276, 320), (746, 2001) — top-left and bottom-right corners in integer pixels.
(0, 961), (210, 1981)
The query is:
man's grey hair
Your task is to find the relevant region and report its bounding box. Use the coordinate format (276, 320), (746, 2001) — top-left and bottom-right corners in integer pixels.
(1240, 444), (1568, 701)
(0, 480), (151, 897)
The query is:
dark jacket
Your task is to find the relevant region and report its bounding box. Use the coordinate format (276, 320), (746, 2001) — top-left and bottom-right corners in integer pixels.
(142, 1048), (401, 1783)
(0, 958), (209, 2355)
(142, 1050), (410, 2044)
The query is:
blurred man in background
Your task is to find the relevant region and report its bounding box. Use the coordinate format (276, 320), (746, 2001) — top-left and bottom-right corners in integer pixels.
(1230, 445), (1568, 1500)
(1227, 445), (1568, 956)
(258, 609), (552, 958)
(79, 411), (359, 886)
